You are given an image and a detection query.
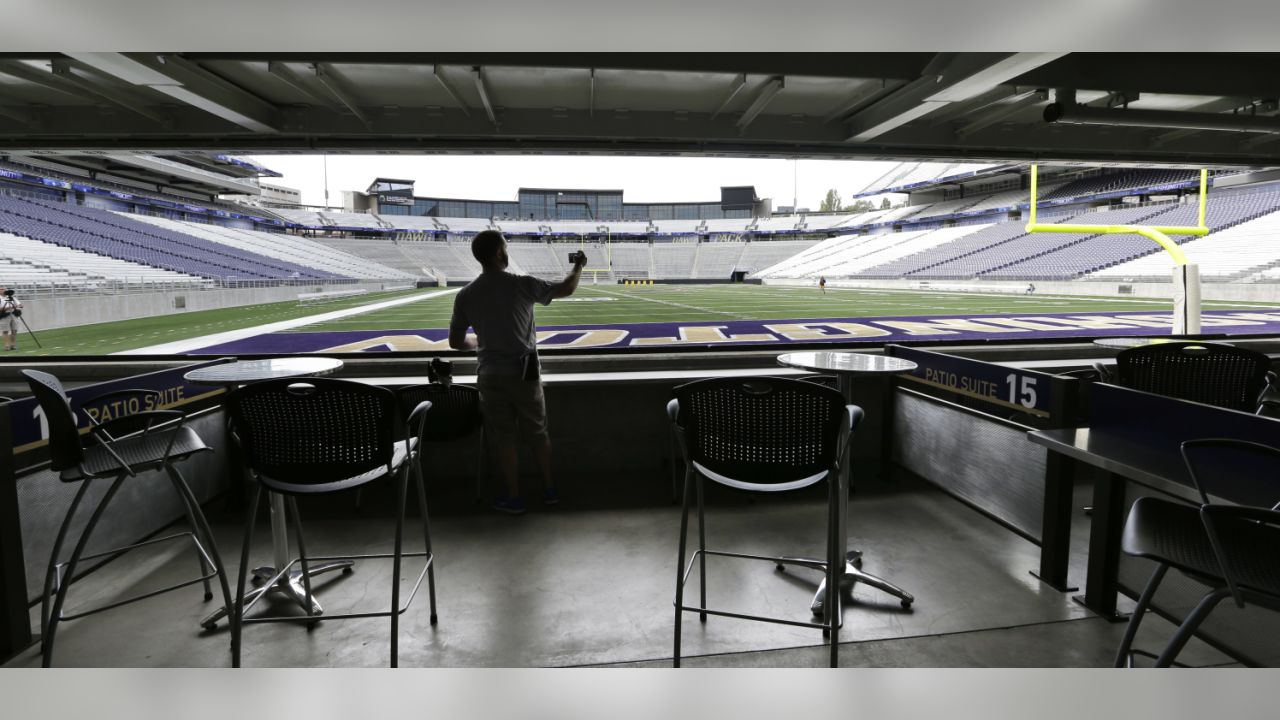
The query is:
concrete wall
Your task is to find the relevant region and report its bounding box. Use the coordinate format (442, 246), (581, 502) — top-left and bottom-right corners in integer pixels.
(765, 277), (1280, 303)
(23, 281), (398, 331)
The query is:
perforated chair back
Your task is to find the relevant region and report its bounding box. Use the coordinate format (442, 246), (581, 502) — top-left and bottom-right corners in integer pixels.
(674, 376), (848, 489)
(396, 384), (481, 442)
(227, 378), (398, 489)
(1179, 438), (1280, 601)
(1116, 342), (1271, 412)
(22, 369), (83, 471)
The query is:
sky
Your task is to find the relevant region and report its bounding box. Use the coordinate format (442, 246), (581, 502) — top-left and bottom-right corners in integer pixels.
(246, 155), (906, 211)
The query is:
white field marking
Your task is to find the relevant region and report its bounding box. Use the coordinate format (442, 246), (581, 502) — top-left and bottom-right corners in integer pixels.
(116, 288), (459, 355)
(588, 286), (745, 318)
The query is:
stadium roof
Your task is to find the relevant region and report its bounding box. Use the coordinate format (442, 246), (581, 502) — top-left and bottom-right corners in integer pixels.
(1, 53), (1279, 165)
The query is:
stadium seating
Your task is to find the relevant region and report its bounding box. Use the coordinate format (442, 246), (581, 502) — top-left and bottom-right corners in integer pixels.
(652, 244), (698, 279)
(0, 231), (205, 290)
(692, 243), (746, 279)
(1042, 169), (1200, 202)
(0, 195), (336, 281)
(122, 215), (415, 280)
(1091, 197), (1280, 281)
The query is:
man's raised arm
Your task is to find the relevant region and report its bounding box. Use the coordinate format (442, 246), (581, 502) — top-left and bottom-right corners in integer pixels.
(550, 254), (587, 300)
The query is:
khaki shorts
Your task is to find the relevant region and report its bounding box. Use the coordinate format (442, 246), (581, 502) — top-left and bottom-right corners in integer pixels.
(1, 315), (15, 335)
(477, 375), (549, 442)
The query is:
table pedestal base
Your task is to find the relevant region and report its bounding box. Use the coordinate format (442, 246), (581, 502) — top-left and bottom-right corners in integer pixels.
(776, 550), (914, 624)
(200, 561), (354, 630)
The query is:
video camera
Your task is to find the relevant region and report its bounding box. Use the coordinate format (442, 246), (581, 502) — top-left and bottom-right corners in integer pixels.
(428, 357), (453, 387)
(0, 289), (18, 318)
(568, 250), (587, 267)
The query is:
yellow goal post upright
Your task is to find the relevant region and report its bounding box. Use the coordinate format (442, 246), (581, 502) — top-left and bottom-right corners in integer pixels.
(1025, 164), (1210, 334)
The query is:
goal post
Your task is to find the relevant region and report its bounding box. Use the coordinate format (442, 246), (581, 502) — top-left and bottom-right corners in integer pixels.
(1026, 164), (1209, 334)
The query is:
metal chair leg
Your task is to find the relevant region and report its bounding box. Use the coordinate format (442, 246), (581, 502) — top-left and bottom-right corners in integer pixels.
(696, 473), (707, 623)
(43, 474), (125, 668)
(41, 481), (90, 644)
(828, 478), (840, 668)
(475, 427), (486, 503)
(673, 467), (693, 668)
(232, 485), (262, 668)
(1154, 587), (1233, 667)
(166, 467), (213, 600)
(167, 465), (236, 640)
(413, 454), (438, 625)
(286, 497), (316, 627)
(1114, 563), (1169, 667)
(390, 466), (408, 668)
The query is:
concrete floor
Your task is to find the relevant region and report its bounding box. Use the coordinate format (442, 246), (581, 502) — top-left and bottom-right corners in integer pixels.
(3, 473), (1236, 668)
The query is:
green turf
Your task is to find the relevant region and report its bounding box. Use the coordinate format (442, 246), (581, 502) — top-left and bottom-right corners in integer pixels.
(3, 288), (422, 357)
(6, 284), (1277, 356)
(293, 284), (1280, 332)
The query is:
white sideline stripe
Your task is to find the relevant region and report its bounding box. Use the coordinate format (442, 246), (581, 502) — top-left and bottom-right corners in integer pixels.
(116, 288), (459, 355)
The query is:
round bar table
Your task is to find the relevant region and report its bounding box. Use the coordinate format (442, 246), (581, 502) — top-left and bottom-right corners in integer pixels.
(1092, 337), (1232, 349)
(776, 351), (919, 617)
(185, 357), (344, 629)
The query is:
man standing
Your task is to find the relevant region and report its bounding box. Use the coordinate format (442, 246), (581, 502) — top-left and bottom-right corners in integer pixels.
(448, 231), (586, 514)
(0, 287), (21, 351)
(819, 276), (827, 294)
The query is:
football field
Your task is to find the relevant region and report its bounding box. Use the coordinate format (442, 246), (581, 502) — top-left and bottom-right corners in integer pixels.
(9, 284), (1280, 357)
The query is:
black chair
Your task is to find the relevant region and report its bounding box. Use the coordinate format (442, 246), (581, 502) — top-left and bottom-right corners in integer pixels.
(668, 376), (858, 668)
(22, 369), (233, 668)
(667, 374), (841, 504)
(1114, 438), (1280, 668)
(395, 383), (485, 501)
(1114, 342), (1275, 414)
(225, 378), (437, 668)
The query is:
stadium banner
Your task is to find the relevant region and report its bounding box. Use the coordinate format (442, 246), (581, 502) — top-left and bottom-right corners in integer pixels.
(885, 345), (1063, 419)
(181, 309), (1280, 357)
(5, 359), (231, 459)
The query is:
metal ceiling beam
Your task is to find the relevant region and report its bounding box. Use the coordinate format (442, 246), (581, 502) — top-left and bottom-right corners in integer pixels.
(710, 74), (748, 121)
(736, 76), (784, 132)
(64, 53), (279, 133)
(1044, 103), (1280, 134)
(0, 105), (34, 126)
(472, 66), (499, 127)
(432, 65), (470, 118)
(823, 80), (895, 123)
(180, 52), (935, 81)
(314, 63), (371, 128)
(1153, 97), (1269, 145)
(588, 68), (595, 118)
(267, 61), (340, 109)
(845, 53), (1067, 142)
(44, 59), (171, 126)
(955, 88), (1047, 137)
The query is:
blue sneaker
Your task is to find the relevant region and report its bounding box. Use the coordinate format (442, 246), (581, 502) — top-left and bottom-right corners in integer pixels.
(543, 488), (559, 506)
(492, 497), (527, 515)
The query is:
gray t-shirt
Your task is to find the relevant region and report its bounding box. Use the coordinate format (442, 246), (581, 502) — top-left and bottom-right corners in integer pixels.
(450, 270), (556, 376)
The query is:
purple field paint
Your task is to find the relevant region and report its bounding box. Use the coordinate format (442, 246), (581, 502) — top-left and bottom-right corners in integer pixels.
(185, 309), (1280, 355)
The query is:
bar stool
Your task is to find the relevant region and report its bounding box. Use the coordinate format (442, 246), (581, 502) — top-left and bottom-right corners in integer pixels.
(668, 376), (858, 667)
(395, 383), (485, 500)
(1114, 438), (1280, 667)
(22, 369), (233, 668)
(226, 378), (437, 667)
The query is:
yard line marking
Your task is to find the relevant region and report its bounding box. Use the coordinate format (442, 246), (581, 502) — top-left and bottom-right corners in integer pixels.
(118, 288), (458, 355)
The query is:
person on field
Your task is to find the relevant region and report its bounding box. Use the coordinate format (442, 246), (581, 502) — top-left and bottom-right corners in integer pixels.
(448, 231), (587, 515)
(819, 276), (827, 294)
